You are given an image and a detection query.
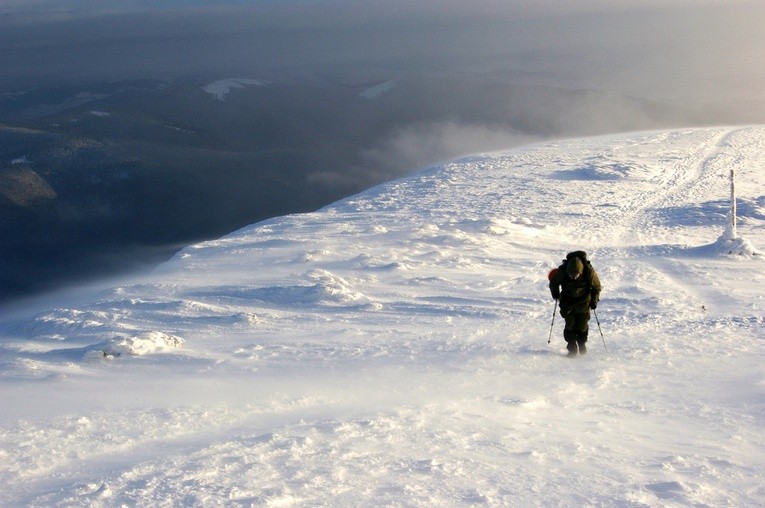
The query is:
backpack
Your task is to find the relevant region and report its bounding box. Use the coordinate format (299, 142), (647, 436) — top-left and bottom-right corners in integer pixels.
(565, 250), (588, 263)
(561, 251), (593, 277)
(548, 251), (594, 282)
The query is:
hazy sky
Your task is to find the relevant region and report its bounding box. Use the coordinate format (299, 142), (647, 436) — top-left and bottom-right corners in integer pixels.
(2, 0), (764, 106)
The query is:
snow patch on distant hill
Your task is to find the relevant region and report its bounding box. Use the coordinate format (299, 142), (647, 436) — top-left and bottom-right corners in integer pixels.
(203, 78), (266, 101)
(360, 80), (396, 99)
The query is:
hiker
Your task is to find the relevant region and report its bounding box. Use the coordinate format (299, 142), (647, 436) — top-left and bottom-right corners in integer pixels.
(549, 251), (601, 356)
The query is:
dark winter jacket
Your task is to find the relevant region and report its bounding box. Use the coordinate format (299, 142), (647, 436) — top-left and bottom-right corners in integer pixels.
(549, 252), (601, 314)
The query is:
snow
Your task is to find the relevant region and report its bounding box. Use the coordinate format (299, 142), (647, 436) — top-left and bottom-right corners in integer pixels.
(1, 126), (764, 506)
(360, 80), (397, 99)
(202, 78), (267, 101)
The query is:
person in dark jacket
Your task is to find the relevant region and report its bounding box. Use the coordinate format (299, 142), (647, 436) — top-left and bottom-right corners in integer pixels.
(549, 251), (601, 356)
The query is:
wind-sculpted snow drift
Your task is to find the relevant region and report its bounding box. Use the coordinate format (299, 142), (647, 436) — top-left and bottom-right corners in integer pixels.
(1, 127), (763, 506)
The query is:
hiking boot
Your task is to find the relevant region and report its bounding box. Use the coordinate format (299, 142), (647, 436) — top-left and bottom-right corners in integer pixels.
(577, 331), (588, 355)
(566, 341), (578, 357)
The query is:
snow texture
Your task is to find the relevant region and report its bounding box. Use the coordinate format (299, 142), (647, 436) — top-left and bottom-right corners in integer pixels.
(1, 126), (764, 506)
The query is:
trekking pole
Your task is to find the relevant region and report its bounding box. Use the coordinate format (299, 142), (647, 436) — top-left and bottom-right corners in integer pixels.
(547, 299), (557, 345)
(593, 309), (607, 352)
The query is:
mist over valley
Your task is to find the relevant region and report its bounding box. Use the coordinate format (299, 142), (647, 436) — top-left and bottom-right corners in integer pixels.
(2, 0), (764, 301)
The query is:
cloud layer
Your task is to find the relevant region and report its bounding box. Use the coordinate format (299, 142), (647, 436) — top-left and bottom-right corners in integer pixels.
(2, 0), (764, 107)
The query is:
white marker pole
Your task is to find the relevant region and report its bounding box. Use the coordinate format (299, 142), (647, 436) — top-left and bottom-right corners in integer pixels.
(729, 169), (737, 238)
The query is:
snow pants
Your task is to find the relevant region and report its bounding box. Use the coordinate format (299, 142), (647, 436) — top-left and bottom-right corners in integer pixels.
(561, 308), (589, 345)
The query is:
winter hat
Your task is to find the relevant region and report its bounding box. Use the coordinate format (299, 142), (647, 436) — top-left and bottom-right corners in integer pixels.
(567, 257), (584, 277)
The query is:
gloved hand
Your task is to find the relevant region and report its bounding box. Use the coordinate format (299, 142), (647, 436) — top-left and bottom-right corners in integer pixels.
(551, 288), (560, 300)
(590, 300), (597, 310)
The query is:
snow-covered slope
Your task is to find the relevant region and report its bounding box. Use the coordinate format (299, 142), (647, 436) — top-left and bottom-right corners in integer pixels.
(1, 126), (764, 506)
